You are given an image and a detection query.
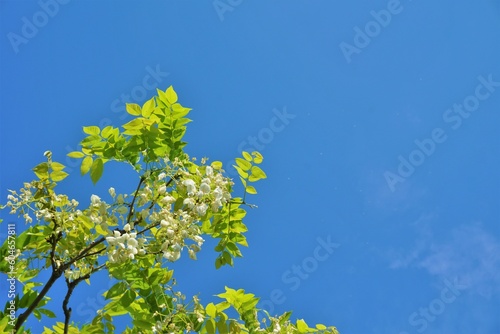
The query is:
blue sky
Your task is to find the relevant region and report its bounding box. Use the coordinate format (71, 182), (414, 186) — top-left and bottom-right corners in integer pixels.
(1, 1), (500, 333)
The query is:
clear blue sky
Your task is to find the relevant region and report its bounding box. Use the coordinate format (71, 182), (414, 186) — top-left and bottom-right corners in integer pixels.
(1, 1), (500, 333)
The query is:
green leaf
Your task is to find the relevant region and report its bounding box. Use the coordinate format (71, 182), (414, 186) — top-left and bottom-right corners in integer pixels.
(33, 162), (49, 179)
(171, 103), (190, 118)
(235, 158), (251, 171)
(242, 151), (252, 161)
(123, 118), (145, 130)
(126, 103), (142, 116)
(50, 170), (69, 182)
(119, 289), (136, 306)
(142, 97), (155, 118)
(90, 158), (104, 184)
(222, 251), (233, 266)
(316, 324), (327, 330)
(211, 161), (223, 170)
(216, 319), (228, 333)
(95, 224), (107, 236)
(248, 165), (267, 182)
(215, 257), (222, 269)
(165, 86), (178, 104)
(50, 162), (65, 171)
(83, 126), (100, 136)
(101, 126), (113, 138)
(245, 185), (257, 195)
(132, 319), (153, 330)
(233, 166), (248, 179)
(38, 308), (56, 318)
(81, 135), (101, 148)
(296, 319), (309, 333)
(252, 151), (263, 164)
(81, 156), (93, 175)
(67, 151), (85, 158)
(105, 282), (127, 299)
(205, 303), (217, 318)
(205, 319), (216, 334)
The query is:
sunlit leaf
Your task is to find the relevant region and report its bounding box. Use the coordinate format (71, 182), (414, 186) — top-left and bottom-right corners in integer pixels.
(142, 97), (155, 118)
(67, 151), (85, 158)
(211, 161), (223, 170)
(83, 126), (100, 136)
(165, 85), (178, 104)
(245, 185), (257, 194)
(81, 156), (93, 175)
(235, 158), (251, 171)
(126, 103), (141, 116)
(50, 170), (68, 182)
(242, 151), (252, 161)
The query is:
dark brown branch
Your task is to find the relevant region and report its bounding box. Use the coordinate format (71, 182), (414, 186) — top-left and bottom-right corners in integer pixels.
(16, 216), (64, 331)
(126, 176), (146, 225)
(62, 263), (106, 334)
(15, 269), (62, 331)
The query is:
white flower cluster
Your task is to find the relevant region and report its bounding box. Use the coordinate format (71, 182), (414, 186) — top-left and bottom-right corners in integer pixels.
(151, 165), (232, 262)
(105, 223), (147, 263)
(181, 166), (232, 215)
(94, 163), (232, 264)
(87, 194), (115, 233)
(5, 181), (81, 227)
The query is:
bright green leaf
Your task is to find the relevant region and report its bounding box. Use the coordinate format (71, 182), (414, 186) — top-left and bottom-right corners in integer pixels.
(81, 156), (93, 175)
(242, 151), (252, 161)
(211, 161), (223, 170)
(205, 303), (217, 318)
(142, 97), (155, 118)
(50, 162), (65, 171)
(249, 165), (267, 182)
(245, 185), (257, 194)
(233, 166), (248, 179)
(165, 86), (178, 104)
(296, 319), (309, 333)
(50, 170), (69, 182)
(83, 126), (100, 136)
(67, 151), (85, 158)
(252, 151), (263, 164)
(126, 103), (141, 116)
(235, 158), (251, 171)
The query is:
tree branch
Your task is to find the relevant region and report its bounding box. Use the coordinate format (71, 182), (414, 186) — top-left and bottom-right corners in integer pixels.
(15, 269), (62, 331)
(63, 264), (106, 334)
(126, 176), (146, 225)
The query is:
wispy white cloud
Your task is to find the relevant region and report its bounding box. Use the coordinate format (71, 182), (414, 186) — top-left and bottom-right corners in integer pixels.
(389, 219), (500, 297)
(388, 218), (500, 333)
(416, 222), (500, 298)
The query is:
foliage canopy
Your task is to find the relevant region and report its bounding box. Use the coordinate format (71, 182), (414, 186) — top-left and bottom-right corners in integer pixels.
(1, 86), (339, 334)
